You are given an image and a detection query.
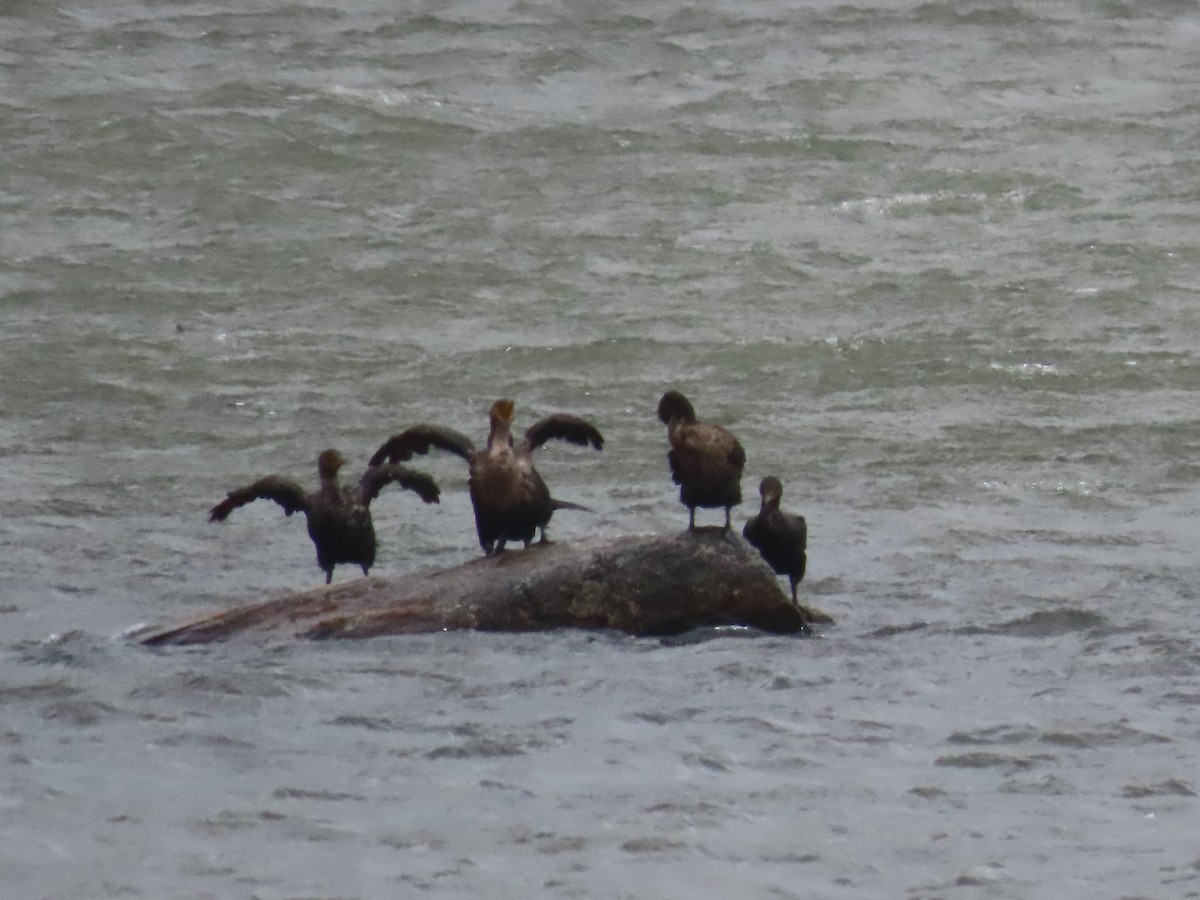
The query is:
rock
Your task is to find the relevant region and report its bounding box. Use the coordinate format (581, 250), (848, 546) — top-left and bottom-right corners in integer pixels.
(140, 531), (833, 646)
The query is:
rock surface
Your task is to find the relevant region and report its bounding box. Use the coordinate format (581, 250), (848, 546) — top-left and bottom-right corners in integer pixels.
(141, 531), (833, 645)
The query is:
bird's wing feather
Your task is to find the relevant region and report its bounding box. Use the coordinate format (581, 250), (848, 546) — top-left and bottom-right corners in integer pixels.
(209, 476), (308, 521)
(368, 425), (475, 466)
(728, 438), (746, 470)
(359, 464), (442, 505)
(524, 414), (604, 453)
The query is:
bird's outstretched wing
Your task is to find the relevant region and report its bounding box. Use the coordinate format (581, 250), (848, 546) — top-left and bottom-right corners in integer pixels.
(369, 425), (475, 466)
(209, 476), (308, 521)
(524, 415), (604, 453)
(359, 465), (442, 505)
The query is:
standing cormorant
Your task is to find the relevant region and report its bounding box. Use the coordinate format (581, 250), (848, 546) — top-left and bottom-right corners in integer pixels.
(657, 389), (745, 534)
(208, 448), (441, 583)
(742, 476), (807, 604)
(369, 399), (604, 555)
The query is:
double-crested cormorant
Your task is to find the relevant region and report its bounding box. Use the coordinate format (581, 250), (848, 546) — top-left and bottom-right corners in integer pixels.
(209, 448), (441, 584)
(369, 399), (604, 555)
(742, 476), (807, 604)
(657, 389), (745, 534)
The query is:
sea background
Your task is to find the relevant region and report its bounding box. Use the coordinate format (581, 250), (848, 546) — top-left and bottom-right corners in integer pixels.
(3, 1), (1200, 897)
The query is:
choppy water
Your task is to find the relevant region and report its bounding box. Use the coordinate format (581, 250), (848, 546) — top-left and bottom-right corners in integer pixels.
(4, 1), (1200, 896)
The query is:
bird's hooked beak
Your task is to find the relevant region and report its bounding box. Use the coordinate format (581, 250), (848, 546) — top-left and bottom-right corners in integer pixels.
(490, 398), (516, 427)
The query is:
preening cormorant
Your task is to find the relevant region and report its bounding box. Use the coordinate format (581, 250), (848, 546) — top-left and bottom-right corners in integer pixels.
(657, 389), (745, 534)
(369, 399), (603, 555)
(742, 476), (807, 604)
(209, 448), (440, 583)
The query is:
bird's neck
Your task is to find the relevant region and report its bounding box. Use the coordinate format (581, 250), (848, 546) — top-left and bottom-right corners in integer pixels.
(487, 421), (513, 450)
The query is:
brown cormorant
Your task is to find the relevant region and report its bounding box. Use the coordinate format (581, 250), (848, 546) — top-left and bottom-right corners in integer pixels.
(657, 389), (746, 534)
(208, 448), (441, 584)
(742, 476), (807, 604)
(369, 399), (604, 555)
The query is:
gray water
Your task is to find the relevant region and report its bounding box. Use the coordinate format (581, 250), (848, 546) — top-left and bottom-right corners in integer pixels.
(4, 1), (1200, 897)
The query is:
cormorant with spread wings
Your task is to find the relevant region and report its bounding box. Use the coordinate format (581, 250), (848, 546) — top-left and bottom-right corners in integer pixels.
(209, 448), (440, 583)
(370, 399), (603, 555)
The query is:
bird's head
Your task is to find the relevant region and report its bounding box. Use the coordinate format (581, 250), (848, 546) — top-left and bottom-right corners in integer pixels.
(486, 399), (516, 449)
(657, 390), (697, 426)
(759, 475), (784, 508)
(489, 398), (516, 428)
(317, 448), (347, 481)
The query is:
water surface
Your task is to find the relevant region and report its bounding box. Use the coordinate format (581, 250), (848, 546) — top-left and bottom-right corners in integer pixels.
(3, 1), (1200, 897)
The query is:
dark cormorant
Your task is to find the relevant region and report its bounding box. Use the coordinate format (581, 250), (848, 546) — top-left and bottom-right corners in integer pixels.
(657, 389), (745, 534)
(742, 476), (807, 604)
(209, 448), (441, 584)
(369, 399), (604, 555)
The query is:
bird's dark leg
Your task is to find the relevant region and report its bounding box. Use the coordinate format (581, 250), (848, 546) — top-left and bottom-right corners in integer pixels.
(324, 568), (333, 585)
(722, 506), (732, 535)
(688, 507), (697, 531)
(537, 526), (551, 546)
(361, 564), (370, 577)
(790, 579), (798, 605)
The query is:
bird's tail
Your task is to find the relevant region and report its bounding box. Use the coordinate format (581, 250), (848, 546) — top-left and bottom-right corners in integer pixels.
(551, 497), (591, 513)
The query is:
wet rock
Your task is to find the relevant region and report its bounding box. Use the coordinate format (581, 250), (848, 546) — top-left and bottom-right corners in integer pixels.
(141, 532), (833, 645)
